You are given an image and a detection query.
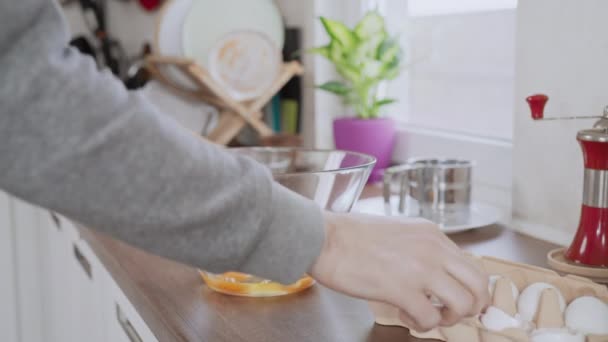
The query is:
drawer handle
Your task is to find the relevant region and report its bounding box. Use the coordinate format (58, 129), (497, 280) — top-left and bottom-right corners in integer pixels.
(50, 212), (61, 231)
(116, 304), (143, 342)
(73, 244), (92, 279)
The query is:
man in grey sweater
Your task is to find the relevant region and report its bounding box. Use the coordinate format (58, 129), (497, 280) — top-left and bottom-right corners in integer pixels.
(0, 0), (488, 332)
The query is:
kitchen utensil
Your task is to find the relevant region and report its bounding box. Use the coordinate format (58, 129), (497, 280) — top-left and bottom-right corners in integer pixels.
(142, 81), (218, 136)
(208, 30), (281, 101)
(138, 0), (163, 11)
(525, 95), (608, 274)
(199, 148), (376, 297)
(154, 0), (198, 90)
(144, 56), (276, 138)
(145, 56), (304, 145)
(383, 158), (474, 226)
(353, 196), (501, 234)
(370, 255), (608, 342)
(78, 0), (127, 78)
(182, 0), (284, 69)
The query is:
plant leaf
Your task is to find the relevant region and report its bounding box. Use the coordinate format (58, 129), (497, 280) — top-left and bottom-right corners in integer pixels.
(355, 11), (386, 39)
(307, 45), (330, 59)
(317, 81), (351, 96)
(320, 16), (358, 50)
(335, 62), (361, 83)
(374, 98), (397, 107)
(377, 37), (401, 64)
(362, 60), (384, 79)
(349, 33), (386, 68)
(380, 56), (402, 80)
(329, 41), (345, 64)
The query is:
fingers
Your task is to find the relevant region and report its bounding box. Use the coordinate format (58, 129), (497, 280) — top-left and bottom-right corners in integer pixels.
(445, 256), (490, 316)
(395, 293), (442, 332)
(427, 274), (474, 326)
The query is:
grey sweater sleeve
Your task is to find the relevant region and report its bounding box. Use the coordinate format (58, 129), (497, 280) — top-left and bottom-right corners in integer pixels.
(0, 0), (324, 284)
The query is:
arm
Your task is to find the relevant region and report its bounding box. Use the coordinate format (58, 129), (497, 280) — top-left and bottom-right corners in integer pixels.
(0, 0), (323, 284)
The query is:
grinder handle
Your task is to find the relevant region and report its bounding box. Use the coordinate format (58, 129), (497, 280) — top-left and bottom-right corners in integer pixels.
(526, 93), (604, 121)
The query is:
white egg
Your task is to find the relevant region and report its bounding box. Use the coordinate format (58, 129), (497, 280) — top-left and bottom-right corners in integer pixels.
(517, 282), (566, 322)
(530, 328), (585, 342)
(481, 306), (524, 332)
(565, 296), (608, 335)
(488, 275), (519, 299)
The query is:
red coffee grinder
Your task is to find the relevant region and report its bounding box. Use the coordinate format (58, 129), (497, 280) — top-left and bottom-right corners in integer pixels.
(526, 94), (608, 282)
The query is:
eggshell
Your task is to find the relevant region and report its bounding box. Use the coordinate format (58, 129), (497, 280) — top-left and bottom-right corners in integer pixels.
(481, 306), (524, 332)
(565, 296), (608, 335)
(530, 328), (585, 342)
(489, 275), (519, 299)
(517, 282), (566, 322)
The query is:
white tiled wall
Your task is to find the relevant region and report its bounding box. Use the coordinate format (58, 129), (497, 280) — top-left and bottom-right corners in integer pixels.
(512, 0), (608, 245)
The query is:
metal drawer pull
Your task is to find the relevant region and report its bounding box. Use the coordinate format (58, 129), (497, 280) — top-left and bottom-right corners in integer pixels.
(116, 304), (143, 342)
(73, 244), (92, 279)
(50, 212), (61, 230)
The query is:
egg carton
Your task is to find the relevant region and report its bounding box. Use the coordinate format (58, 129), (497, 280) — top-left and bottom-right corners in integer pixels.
(369, 256), (608, 342)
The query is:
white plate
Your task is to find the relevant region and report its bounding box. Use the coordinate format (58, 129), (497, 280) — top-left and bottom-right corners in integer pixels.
(207, 31), (281, 101)
(155, 0), (198, 90)
(156, 0), (193, 56)
(182, 0), (284, 69)
(353, 196), (503, 234)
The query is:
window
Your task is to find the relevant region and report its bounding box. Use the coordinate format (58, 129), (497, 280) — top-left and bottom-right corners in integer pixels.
(385, 0), (517, 140)
(408, 0), (517, 17)
(382, 0), (517, 210)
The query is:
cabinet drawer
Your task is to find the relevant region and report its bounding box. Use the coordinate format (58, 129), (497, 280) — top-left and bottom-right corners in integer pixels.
(103, 272), (158, 342)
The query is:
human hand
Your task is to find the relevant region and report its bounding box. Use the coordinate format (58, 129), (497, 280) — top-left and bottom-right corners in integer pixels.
(309, 212), (489, 332)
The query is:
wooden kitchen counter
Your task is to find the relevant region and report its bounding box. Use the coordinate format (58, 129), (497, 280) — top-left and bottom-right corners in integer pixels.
(78, 187), (560, 342)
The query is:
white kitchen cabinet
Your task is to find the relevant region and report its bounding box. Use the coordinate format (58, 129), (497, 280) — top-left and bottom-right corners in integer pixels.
(38, 212), (108, 342)
(38, 211), (70, 342)
(102, 270), (158, 342)
(44, 216), (156, 342)
(0, 192), (18, 342)
(66, 237), (108, 342)
(12, 198), (45, 342)
(5, 196), (157, 342)
(38, 212), (107, 342)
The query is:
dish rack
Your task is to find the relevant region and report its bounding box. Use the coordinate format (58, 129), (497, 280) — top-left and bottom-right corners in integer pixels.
(144, 55), (304, 146)
(369, 256), (608, 342)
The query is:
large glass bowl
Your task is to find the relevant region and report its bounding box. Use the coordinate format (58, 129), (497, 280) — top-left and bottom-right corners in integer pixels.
(200, 147), (375, 296)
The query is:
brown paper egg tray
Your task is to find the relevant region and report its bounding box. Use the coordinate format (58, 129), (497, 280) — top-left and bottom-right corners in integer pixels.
(369, 256), (608, 342)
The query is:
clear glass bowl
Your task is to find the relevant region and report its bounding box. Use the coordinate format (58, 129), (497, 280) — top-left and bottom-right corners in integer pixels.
(200, 148), (375, 297)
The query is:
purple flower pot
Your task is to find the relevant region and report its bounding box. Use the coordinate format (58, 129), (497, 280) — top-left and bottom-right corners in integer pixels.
(333, 117), (396, 183)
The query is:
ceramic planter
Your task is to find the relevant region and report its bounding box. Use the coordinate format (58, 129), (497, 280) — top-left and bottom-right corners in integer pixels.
(333, 117), (396, 183)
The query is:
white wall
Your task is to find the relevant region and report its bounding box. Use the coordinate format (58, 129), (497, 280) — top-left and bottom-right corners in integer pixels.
(61, 1), (157, 57)
(512, 0), (608, 245)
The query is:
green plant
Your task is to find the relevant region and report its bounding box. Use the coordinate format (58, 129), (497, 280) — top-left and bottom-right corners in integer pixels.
(310, 11), (402, 119)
